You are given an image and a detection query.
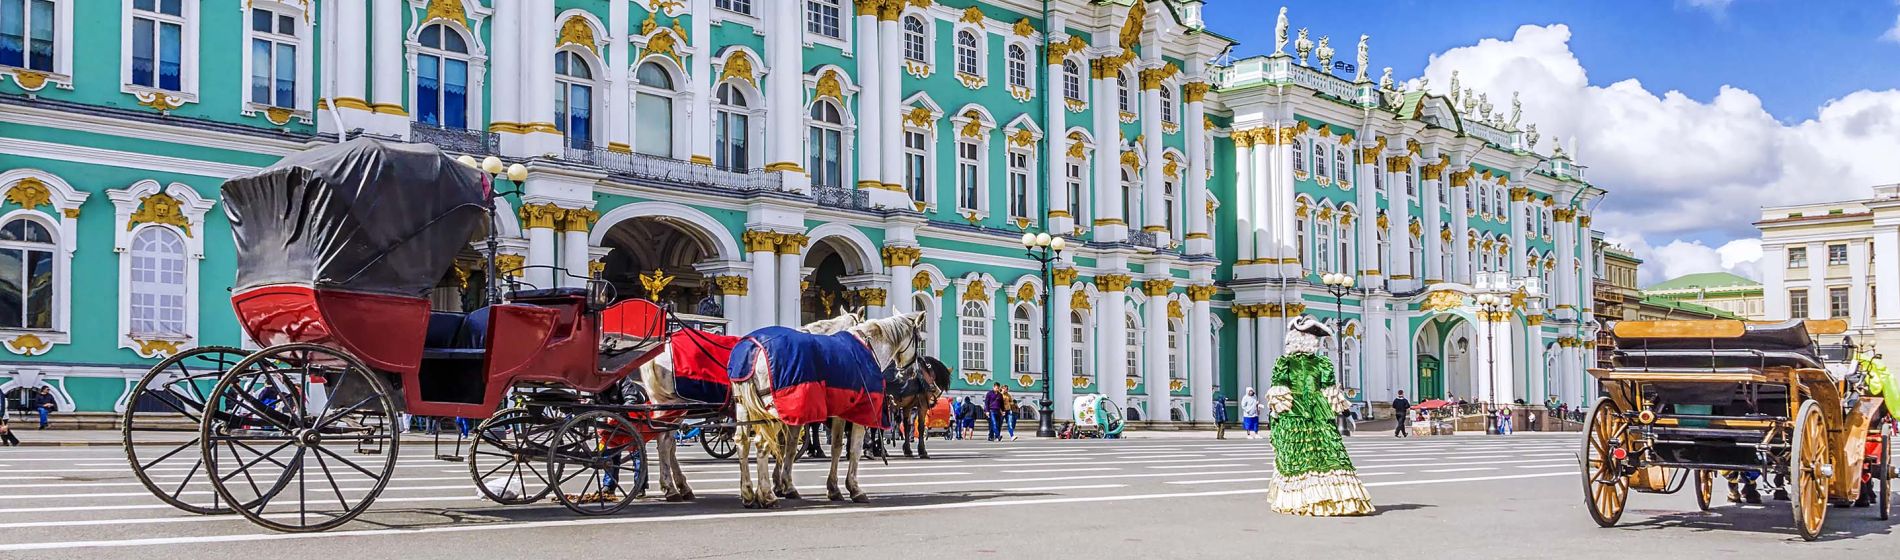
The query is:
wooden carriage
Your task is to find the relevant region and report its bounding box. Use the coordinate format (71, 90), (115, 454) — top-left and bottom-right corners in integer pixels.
(1582, 318), (1894, 540)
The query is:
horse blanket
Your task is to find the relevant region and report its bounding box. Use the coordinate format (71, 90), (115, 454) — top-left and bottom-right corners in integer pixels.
(728, 326), (886, 428)
(670, 329), (738, 405)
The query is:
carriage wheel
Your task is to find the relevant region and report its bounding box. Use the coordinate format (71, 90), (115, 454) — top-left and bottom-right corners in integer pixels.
(123, 346), (250, 515)
(698, 423), (737, 460)
(200, 343), (401, 533)
(1877, 417), (1893, 521)
(548, 410), (645, 516)
(468, 407), (560, 505)
(1791, 400), (1829, 541)
(1692, 469), (1714, 512)
(1580, 397), (1630, 527)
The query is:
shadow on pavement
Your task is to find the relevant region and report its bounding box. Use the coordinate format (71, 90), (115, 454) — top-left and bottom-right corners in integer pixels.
(1618, 504), (1894, 542)
(327, 489), (1059, 531)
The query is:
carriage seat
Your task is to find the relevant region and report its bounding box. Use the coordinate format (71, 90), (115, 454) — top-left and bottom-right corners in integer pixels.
(420, 308), (491, 359)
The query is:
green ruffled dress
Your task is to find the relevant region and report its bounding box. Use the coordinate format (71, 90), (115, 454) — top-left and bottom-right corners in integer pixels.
(1266, 352), (1375, 516)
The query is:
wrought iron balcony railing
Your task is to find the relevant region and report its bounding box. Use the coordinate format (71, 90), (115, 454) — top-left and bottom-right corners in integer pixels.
(410, 122), (498, 155)
(811, 184), (870, 210)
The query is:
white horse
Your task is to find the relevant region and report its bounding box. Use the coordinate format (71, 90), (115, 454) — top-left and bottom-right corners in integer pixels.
(636, 312), (859, 502)
(731, 311), (926, 508)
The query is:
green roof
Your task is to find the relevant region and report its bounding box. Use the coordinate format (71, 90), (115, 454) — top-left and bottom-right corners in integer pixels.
(1638, 295), (1740, 320)
(1643, 271), (1760, 293)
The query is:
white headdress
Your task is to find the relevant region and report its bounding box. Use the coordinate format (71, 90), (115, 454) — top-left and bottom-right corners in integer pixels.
(1284, 315), (1333, 354)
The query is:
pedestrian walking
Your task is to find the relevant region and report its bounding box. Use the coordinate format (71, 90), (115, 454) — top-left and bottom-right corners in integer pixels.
(1240, 387), (1262, 439)
(948, 397), (964, 440)
(983, 383), (1002, 441)
(961, 396), (978, 439)
(1390, 391), (1412, 437)
(1212, 391), (1230, 439)
(0, 418), (19, 446)
(32, 387), (56, 429)
(1497, 406), (1514, 435)
(999, 386), (1018, 440)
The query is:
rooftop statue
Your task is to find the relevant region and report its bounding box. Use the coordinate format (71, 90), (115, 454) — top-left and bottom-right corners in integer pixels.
(1275, 7), (1289, 55)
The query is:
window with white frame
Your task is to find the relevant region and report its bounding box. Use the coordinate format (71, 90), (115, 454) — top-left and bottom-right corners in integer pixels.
(1495, 187), (1508, 216)
(1167, 320), (1182, 380)
(1405, 164), (1416, 196)
(1007, 150), (1029, 219)
(807, 99), (845, 189)
(1121, 169), (1137, 225)
(1372, 161), (1384, 195)
(903, 128), (927, 204)
(128, 0), (187, 92)
(954, 30), (978, 76)
(1410, 233), (1423, 276)
(1071, 310), (1089, 377)
(713, 83), (749, 171)
(1295, 210), (1309, 267)
(959, 300), (989, 372)
(0, 217), (55, 330)
(0, 0), (55, 72)
(555, 50), (595, 149)
(1011, 305), (1032, 374)
(1160, 86), (1175, 124)
(632, 61), (674, 156)
(1338, 218), (1352, 272)
(246, 6), (297, 108)
(1317, 218), (1333, 272)
(1293, 138), (1307, 175)
(415, 24), (470, 129)
(1376, 227), (1389, 274)
(806, 0), (841, 39)
(1005, 43), (1028, 89)
(1117, 71), (1132, 113)
(1333, 145), (1349, 182)
(1477, 186), (1488, 214)
(1163, 177), (1177, 234)
(1438, 181), (1449, 211)
(1464, 185), (1474, 212)
(955, 139), (979, 211)
(1062, 59), (1081, 101)
(1065, 160), (1084, 221)
(715, 0), (752, 15)
(128, 227), (186, 336)
(902, 15), (927, 63)
(1315, 143), (1330, 181)
(1124, 313), (1140, 381)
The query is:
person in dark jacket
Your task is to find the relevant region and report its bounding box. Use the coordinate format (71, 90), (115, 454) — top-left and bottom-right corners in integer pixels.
(1391, 391), (1413, 437)
(947, 397), (964, 440)
(33, 387), (56, 429)
(0, 418), (19, 446)
(983, 384), (1003, 441)
(1212, 391), (1230, 439)
(960, 396), (978, 439)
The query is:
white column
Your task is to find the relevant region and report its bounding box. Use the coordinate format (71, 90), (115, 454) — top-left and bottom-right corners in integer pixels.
(1099, 277), (1129, 408)
(524, 204), (557, 292)
(1232, 132), (1255, 264)
(1762, 244), (1789, 320)
(1452, 180), (1472, 284)
(1806, 241), (1827, 320)
(877, 9), (904, 193)
(489, 0), (519, 143)
(1184, 86), (1210, 255)
(1354, 137), (1379, 281)
(369, 0), (403, 128)
(1554, 212), (1575, 311)
(1526, 322), (1547, 405)
(1051, 274), (1075, 419)
(765, 0), (808, 192)
(1849, 240), (1871, 326)
(686, 0), (713, 161)
(1091, 57), (1124, 242)
(1252, 136), (1275, 271)
(1139, 74), (1166, 245)
(778, 239), (804, 326)
(1579, 215), (1599, 316)
(333, 0), (370, 116)
(745, 231), (777, 330)
(887, 257), (915, 315)
(1508, 187), (1528, 278)
(1362, 304), (1389, 402)
(1875, 231), (1900, 324)
(1188, 288), (1214, 422)
(854, 6), (882, 191)
(1270, 123), (1298, 278)
(604, 0), (633, 153)
(1257, 313), (1283, 394)
(1236, 310), (1255, 394)
(1043, 56), (1068, 230)
(1421, 158), (1444, 282)
(521, 0), (561, 152)
(560, 210), (592, 288)
(721, 280), (746, 332)
(1142, 280), (1170, 421)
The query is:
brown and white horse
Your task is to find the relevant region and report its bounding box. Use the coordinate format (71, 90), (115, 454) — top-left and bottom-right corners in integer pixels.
(731, 311), (926, 508)
(635, 312), (859, 502)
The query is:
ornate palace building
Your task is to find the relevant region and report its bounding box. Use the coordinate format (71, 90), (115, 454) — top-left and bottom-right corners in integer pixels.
(0, 1), (1602, 422)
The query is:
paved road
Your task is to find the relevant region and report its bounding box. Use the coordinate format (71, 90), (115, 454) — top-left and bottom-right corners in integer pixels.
(0, 432), (1891, 559)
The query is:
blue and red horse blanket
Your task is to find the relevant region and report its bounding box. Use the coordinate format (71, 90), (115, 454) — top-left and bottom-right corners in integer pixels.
(728, 326), (886, 428)
(669, 329), (737, 405)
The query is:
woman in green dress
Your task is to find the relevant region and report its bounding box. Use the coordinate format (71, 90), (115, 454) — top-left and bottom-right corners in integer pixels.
(1265, 316), (1374, 516)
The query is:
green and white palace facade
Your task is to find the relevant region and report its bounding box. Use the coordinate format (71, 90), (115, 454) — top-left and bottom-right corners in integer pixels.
(0, 0), (1603, 421)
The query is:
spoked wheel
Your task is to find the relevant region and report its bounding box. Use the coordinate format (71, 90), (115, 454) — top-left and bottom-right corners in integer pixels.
(123, 346), (249, 515)
(699, 423), (737, 460)
(468, 407), (560, 505)
(1693, 469), (1715, 512)
(1791, 400), (1830, 541)
(548, 410), (645, 516)
(200, 343), (401, 533)
(1581, 397), (1630, 527)
(1877, 418), (1893, 521)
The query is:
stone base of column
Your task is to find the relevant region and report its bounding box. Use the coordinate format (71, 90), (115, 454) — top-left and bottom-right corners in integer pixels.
(1094, 224), (1129, 243)
(866, 187), (912, 211)
(768, 166), (810, 194)
(320, 105), (378, 137)
(1049, 217), (1076, 238)
(496, 128), (565, 159)
(1184, 235), (1213, 256)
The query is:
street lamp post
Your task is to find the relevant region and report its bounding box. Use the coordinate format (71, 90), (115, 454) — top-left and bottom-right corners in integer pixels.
(1474, 291), (1507, 434)
(1320, 272), (1355, 436)
(457, 155), (528, 306)
(1021, 231), (1067, 438)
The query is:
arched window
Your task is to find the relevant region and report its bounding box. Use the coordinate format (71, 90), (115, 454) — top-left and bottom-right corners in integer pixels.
(1005, 44), (1028, 89)
(959, 300), (989, 372)
(1162, 177), (1177, 234)
(902, 16), (927, 63)
(0, 218), (56, 329)
(1495, 187), (1508, 217)
(128, 227), (187, 336)
(1167, 320), (1182, 381)
(1007, 150), (1029, 219)
(1315, 143), (1330, 181)
(1317, 217), (1333, 272)
(2, 0), (55, 71)
(1410, 230), (1424, 277)
(1338, 216), (1353, 273)
(1292, 139), (1307, 175)
(807, 99), (845, 189)
(1295, 209), (1309, 268)
(956, 137), (979, 211)
(1061, 59), (1081, 100)
(415, 24), (469, 128)
(1333, 145), (1349, 182)
(554, 50), (595, 149)
(1124, 312), (1140, 383)
(1065, 158), (1085, 222)
(954, 30), (978, 76)
(1465, 184), (1475, 212)
(1070, 310), (1089, 378)
(1011, 305), (1032, 375)
(713, 83), (749, 171)
(1117, 71), (1132, 113)
(1159, 86), (1175, 124)
(633, 61), (674, 156)
(1405, 165), (1417, 196)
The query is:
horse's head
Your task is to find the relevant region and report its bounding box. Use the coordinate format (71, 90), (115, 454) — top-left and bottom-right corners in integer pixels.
(916, 356), (951, 398)
(853, 311), (928, 373)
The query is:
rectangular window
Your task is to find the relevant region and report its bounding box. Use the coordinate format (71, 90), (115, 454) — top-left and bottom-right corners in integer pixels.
(1011, 320), (1030, 373)
(714, 0), (752, 15)
(956, 140), (978, 212)
(0, 0), (56, 71)
(806, 126), (842, 189)
(247, 8), (297, 107)
(1789, 289), (1808, 318)
(1827, 244), (1847, 265)
(130, 0), (184, 91)
(0, 246), (52, 330)
(1007, 152), (1028, 219)
(960, 315), (987, 372)
(1065, 163), (1083, 221)
(806, 0), (840, 39)
(1070, 319), (1085, 377)
(1788, 247), (1807, 268)
(1830, 287), (1849, 318)
(903, 130), (926, 203)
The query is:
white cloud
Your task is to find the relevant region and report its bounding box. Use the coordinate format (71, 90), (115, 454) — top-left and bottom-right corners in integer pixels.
(1883, 12), (1900, 43)
(1418, 24), (1900, 281)
(1683, 0), (1734, 14)
(1606, 232), (1763, 287)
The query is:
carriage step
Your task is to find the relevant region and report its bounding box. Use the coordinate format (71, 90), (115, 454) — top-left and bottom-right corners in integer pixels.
(435, 454), (466, 462)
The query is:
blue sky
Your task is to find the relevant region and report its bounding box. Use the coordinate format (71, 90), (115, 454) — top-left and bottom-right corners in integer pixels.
(1201, 0), (1900, 285)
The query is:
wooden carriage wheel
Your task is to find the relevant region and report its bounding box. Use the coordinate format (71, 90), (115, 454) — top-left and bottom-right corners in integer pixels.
(1692, 469), (1714, 512)
(1879, 418), (1894, 521)
(1791, 400), (1829, 541)
(1580, 397), (1630, 527)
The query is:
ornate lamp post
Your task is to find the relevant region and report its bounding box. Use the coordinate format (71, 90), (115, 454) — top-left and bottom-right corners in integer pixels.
(1320, 271), (1355, 435)
(1472, 270), (1542, 435)
(1021, 231), (1067, 438)
(457, 155), (527, 306)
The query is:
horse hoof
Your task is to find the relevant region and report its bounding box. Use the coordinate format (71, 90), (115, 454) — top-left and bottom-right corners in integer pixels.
(665, 494), (685, 503)
(762, 500), (781, 509)
(680, 489), (696, 501)
(782, 490), (802, 500)
(918, 453), (930, 460)
(851, 493), (869, 504)
(828, 491), (845, 501)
